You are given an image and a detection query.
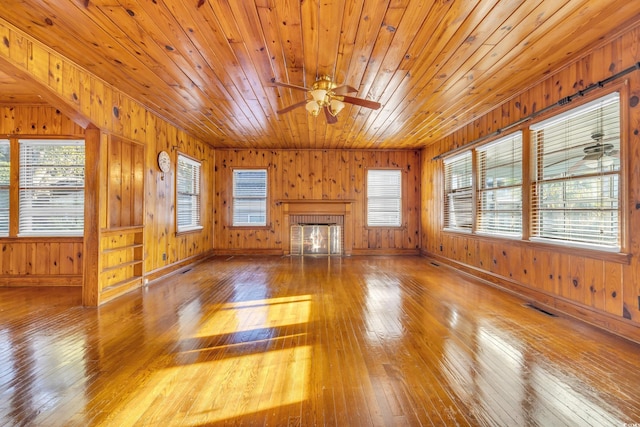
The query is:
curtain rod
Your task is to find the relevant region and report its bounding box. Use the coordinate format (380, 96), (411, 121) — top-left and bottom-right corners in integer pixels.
(432, 61), (640, 161)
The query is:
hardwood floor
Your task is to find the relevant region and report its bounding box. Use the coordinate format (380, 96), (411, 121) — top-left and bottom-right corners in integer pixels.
(1, 256), (639, 426)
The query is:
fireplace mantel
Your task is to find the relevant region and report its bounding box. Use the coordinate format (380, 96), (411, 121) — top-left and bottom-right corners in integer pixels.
(279, 200), (354, 255)
(278, 199), (354, 214)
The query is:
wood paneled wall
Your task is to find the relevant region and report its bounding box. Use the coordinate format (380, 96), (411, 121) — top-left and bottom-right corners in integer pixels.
(214, 149), (420, 255)
(0, 106), (85, 286)
(421, 25), (640, 342)
(0, 106), (85, 136)
(107, 136), (145, 229)
(0, 20), (215, 304)
(144, 130), (213, 277)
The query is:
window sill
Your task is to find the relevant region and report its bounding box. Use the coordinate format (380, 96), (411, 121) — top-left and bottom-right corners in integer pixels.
(228, 225), (271, 230)
(176, 226), (203, 236)
(0, 236), (83, 242)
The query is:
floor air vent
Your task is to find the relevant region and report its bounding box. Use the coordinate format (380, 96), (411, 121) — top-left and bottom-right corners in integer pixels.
(524, 303), (558, 317)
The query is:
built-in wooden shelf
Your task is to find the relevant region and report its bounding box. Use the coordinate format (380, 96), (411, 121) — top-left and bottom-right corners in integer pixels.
(101, 259), (143, 274)
(101, 275), (143, 293)
(101, 225), (144, 236)
(101, 243), (144, 254)
(99, 226), (144, 302)
(100, 275), (143, 303)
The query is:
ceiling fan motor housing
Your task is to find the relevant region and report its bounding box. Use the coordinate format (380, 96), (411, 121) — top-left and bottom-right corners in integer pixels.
(311, 76), (337, 92)
(583, 142), (613, 155)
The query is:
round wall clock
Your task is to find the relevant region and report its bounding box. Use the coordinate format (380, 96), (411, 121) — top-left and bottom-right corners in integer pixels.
(157, 150), (171, 173)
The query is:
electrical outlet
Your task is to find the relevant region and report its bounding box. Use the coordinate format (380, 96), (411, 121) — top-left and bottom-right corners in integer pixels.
(162, 253), (167, 261)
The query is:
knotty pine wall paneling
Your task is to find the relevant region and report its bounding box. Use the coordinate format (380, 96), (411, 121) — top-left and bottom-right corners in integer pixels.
(421, 24), (640, 342)
(0, 106), (84, 136)
(97, 135), (146, 302)
(140, 115), (214, 285)
(0, 20), (215, 304)
(214, 149), (420, 255)
(107, 136), (145, 229)
(0, 106), (85, 287)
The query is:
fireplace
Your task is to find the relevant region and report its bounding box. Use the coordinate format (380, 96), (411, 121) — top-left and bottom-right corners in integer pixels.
(290, 224), (342, 255)
(279, 199), (354, 256)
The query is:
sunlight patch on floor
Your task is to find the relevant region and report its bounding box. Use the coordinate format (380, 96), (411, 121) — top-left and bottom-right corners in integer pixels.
(102, 345), (311, 425)
(194, 295), (312, 337)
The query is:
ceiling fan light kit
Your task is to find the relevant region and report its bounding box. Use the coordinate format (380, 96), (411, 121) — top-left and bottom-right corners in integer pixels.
(583, 141), (615, 168)
(274, 75), (381, 123)
(329, 98), (345, 116)
(305, 99), (321, 116)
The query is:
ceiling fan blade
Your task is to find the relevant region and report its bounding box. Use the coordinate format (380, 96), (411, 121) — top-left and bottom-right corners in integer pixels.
(333, 85), (358, 95)
(272, 80), (309, 92)
(277, 100), (307, 114)
(324, 107), (338, 124)
(340, 95), (381, 110)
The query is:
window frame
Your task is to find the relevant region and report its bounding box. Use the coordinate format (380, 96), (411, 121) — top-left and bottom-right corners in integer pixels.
(529, 91), (623, 252)
(443, 151), (474, 232)
(176, 153), (203, 233)
(231, 168), (268, 227)
(366, 168), (403, 228)
(0, 139), (9, 237)
(18, 138), (85, 237)
(440, 87), (627, 260)
(475, 131), (523, 238)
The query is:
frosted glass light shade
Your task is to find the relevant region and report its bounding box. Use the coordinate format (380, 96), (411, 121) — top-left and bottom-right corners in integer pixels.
(310, 89), (328, 103)
(329, 99), (345, 116)
(600, 155), (614, 168)
(305, 100), (321, 116)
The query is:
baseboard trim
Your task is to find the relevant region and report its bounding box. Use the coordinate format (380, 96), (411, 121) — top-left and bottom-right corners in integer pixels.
(350, 248), (420, 256)
(212, 248), (284, 256)
(145, 250), (215, 284)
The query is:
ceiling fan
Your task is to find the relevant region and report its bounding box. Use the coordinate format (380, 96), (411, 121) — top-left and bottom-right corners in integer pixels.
(569, 131), (619, 171)
(272, 76), (381, 124)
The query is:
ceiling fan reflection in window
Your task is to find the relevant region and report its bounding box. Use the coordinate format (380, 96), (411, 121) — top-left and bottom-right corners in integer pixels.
(569, 131), (619, 172)
(272, 76), (381, 124)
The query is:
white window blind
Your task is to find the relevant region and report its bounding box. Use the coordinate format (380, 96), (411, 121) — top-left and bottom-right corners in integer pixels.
(367, 169), (402, 227)
(476, 132), (523, 236)
(530, 92), (620, 250)
(233, 169), (267, 226)
(19, 139), (85, 236)
(0, 140), (9, 237)
(177, 154), (202, 232)
(443, 151), (473, 231)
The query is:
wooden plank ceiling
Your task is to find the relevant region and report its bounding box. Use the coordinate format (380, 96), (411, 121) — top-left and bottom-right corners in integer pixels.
(0, 70), (48, 105)
(0, 0), (638, 150)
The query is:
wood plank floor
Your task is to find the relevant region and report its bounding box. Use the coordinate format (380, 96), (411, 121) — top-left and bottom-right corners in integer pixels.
(1, 255), (639, 426)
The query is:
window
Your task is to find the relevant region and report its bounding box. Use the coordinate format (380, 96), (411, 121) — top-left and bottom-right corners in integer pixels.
(19, 139), (85, 236)
(232, 169), (267, 226)
(443, 152), (473, 231)
(531, 92), (620, 250)
(476, 132), (523, 236)
(177, 154), (202, 232)
(367, 169), (402, 227)
(0, 140), (9, 237)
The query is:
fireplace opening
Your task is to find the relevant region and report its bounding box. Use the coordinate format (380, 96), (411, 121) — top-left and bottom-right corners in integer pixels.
(290, 223), (342, 256)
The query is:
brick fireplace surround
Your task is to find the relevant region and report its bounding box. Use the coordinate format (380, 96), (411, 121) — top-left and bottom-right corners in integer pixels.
(279, 200), (354, 256)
